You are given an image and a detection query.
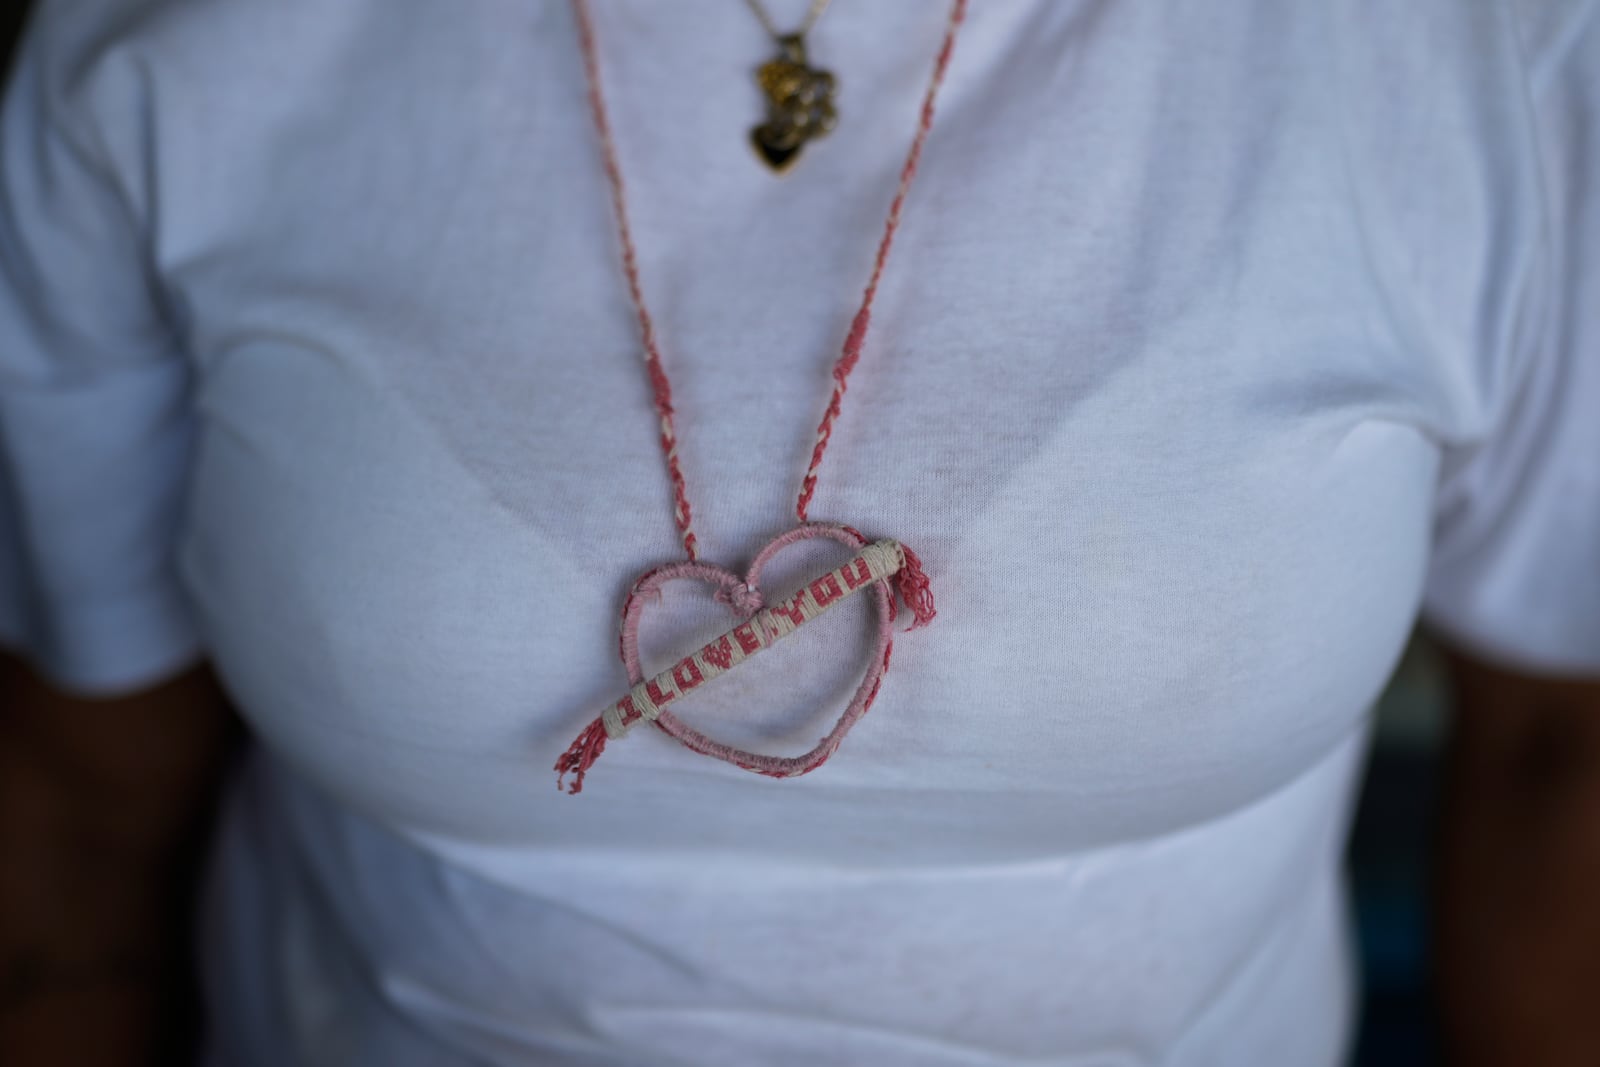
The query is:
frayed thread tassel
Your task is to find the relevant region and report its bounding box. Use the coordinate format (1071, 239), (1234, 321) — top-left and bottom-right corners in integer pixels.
(554, 716), (609, 795)
(894, 544), (937, 630)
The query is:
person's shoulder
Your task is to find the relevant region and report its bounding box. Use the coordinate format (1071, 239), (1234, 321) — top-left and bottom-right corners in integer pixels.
(27, 0), (285, 71)
(21, 0), (353, 112)
(15, 0), (370, 178)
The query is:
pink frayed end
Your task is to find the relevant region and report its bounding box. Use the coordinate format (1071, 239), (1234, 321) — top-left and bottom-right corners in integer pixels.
(894, 544), (937, 630)
(554, 716), (609, 795)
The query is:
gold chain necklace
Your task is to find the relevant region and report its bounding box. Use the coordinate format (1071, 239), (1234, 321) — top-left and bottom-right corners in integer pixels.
(742, 0), (839, 171)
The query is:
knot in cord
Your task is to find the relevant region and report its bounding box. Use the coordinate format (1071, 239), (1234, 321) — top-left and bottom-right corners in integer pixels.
(715, 582), (765, 617)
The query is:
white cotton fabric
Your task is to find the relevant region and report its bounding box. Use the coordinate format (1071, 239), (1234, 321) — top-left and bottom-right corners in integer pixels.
(2, 0), (1598, 1063)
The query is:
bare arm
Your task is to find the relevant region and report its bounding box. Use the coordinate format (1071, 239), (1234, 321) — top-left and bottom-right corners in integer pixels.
(1432, 646), (1600, 1066)
(0, 649), (237, 1067)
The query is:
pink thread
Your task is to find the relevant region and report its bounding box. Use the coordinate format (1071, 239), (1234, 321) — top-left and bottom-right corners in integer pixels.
(714, 582), (765, 617)
(553, 716), (609, 795)
(633, 524), (894, 780)
(618, 561), (746, 680)
(570, 0), (968, 542)
(555, 522), (914, 793)
(893, 544), (938, 630)
(795, 0), (967, 522)
(571, 0), (700, 561)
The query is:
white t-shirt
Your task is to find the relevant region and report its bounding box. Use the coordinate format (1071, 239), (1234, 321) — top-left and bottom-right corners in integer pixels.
(3, 1), (1598, 1063)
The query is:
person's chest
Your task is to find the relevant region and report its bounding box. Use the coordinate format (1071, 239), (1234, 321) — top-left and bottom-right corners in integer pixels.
(150, 0), (1486, 852)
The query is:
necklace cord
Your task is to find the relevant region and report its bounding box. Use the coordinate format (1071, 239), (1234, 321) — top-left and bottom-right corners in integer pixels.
(571, 0), (701, 560)
(570, 0), (969, 559)
(794, 0), (965, 523)
(743, 0), (833, 42)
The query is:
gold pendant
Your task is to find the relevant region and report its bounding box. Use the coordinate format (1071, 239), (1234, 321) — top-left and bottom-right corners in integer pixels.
(750, 34), (837, 173)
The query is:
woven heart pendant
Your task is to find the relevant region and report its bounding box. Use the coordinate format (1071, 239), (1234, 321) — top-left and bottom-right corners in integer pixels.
(565, 0), (960, 796)
(554, 523), (934, 794)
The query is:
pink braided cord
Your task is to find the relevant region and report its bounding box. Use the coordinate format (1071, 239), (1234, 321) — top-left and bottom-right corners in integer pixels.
(571, 0), (699, 560)
(570, 0), (969, 547)
(796, 0), (967, 521)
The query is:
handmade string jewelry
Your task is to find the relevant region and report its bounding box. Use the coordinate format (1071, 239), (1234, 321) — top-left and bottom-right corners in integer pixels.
(555, 0), (966, 795)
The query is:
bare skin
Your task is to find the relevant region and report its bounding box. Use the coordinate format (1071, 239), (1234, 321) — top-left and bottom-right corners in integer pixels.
(2, 641), (1598, 1063)
(0, 650), (236, 1067)
(1432, 644), (1600, 1065)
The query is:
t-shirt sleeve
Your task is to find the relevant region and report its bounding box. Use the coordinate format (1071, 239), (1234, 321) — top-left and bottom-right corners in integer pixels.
(1419, 2), (1600, 676)
(0, 7), (203, 696)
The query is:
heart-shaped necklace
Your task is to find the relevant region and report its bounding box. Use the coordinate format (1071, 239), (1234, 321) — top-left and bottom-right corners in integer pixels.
(556, 0), (966, 794)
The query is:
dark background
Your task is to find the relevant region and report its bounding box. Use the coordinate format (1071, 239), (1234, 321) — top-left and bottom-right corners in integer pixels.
(1349, 637), (1446, 1066)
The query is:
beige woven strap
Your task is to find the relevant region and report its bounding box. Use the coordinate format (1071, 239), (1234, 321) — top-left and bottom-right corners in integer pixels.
(600, 540), (904, 738)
